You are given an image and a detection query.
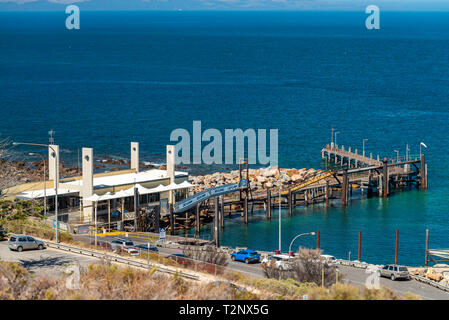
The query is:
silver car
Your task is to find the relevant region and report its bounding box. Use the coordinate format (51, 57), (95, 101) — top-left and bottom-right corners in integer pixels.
(110, 238), (135, 252)
(9, 235), (46, 252)
(378, 264), (410, 281)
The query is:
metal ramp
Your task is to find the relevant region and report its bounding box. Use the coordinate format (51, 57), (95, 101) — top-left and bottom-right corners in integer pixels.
(174, 179), (247, 213)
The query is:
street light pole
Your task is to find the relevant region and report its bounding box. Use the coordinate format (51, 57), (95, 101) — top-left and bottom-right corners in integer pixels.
(279, 183), (282, 253)
(363, 139), (368, 158)
(334, 131), (340, 148)
(29, 152), (46, 218)
(288, 232), (316, 256)
(394, 150), (399, 163)
(13, 142), (59, 243)
(420, 142), (427, 158)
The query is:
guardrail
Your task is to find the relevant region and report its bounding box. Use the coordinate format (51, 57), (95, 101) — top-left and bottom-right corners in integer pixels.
(337, 259), (449, 293)
(44, 241), (200, 281)
(410, 274), (449, 292)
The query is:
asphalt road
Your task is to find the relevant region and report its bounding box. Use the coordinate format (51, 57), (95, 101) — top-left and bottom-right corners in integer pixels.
(0, 240), (98, 277)
(81, 234), (449, 299)
(337, 265), (449, 300)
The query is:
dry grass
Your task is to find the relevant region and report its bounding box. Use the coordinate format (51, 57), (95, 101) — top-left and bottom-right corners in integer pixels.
(0, 259), (421, 300)
(0, 260), (259, 300)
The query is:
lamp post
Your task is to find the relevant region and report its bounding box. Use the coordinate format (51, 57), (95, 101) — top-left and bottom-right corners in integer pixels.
(334, 131), (340, 148)
(279, 181), (282, 253)
(420, 142), (427, 158)
(28, 152), (47, 218)
(13, 142), (59, 243)
(363, 139), (368, 157)
(288, 232), (316, 256)
(394, 150), (399, 163)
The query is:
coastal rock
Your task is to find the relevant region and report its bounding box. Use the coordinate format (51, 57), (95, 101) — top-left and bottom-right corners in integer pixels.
(261, 167), (278, 177)
(427, 273), (444, 282)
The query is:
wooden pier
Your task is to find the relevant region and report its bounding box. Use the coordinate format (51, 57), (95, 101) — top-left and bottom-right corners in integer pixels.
(128, 144), (428, 240)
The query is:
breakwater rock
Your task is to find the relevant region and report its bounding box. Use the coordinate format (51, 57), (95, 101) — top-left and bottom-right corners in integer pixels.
(188, 167), (325, 193)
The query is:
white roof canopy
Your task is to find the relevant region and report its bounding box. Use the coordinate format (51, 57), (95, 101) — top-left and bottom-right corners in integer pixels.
(18, 188), (78, 200)
(83, 181), (193, 202)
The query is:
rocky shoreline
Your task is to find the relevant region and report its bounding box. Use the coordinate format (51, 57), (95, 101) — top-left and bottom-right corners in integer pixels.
(410, 265), (449, 287)
(188, 167), (325, 193)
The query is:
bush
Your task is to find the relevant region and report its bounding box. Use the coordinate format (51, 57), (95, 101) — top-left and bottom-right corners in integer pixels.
(0, 260), (262, 300)
(1, 218), (73, 243)
(0, 199), (45, 221)
(183, 245), (229, 266)
(262, 248), (340, 287)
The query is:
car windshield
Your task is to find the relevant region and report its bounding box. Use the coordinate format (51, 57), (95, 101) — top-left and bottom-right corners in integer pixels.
(125, 242), (134, 246)
(399, 267), (408, 271)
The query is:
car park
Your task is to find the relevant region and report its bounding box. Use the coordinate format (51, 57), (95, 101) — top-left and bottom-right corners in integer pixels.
(231, 250), (260, 264)
(378, 264), (410, 281)
(9, 235), (46, 252)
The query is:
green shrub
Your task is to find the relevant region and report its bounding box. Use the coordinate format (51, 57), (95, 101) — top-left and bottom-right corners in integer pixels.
(2, 218), (73, 243)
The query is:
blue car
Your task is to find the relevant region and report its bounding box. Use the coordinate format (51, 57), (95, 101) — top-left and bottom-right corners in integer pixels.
(231, 250), (260, 264)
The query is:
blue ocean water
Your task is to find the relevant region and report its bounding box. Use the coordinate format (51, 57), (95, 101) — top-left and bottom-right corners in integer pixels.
(1, 11), (449, 265)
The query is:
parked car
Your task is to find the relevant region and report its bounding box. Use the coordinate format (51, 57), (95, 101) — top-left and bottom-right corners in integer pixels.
(321, 254), (338, 267)
(135, 243), (159, 252)
(110, 238), (135, 252)
(378, 264), (410, 281)
(271, 254), (295, 270)
(125, 247), (140, 256)
(9, 235), (46, 252)
(231, 250), (260, 264)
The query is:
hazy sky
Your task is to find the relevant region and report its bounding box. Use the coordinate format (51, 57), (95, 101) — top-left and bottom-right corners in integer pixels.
(1, 0), (449, 11)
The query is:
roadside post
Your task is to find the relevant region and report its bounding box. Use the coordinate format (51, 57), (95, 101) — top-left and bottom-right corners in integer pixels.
(321, 265), (325, 287)
(425, 229), (429, 266)
(395, 229), (399, 264)
(147, 242), (150, 265)
(358, 231), (362, 261)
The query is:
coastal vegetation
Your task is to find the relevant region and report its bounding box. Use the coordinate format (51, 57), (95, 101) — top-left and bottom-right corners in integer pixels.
(0, 259), (420, 300)
(262, 248), (339, 287)
(183, 245), (230, 266)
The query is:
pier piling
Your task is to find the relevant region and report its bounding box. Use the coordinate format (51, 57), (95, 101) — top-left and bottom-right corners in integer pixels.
(358, 231), (362, 262)
(220, 196), (225, 228)
(244, 197), (248, 224)
(267, 188), (271, 220)
(195, 204), (200, 235)
(395, 229), (399, 264)
(341, 169), (348, 205)
(288, 189), (292, 216)
(425, 229), (429, 267)
(214, 197), (219, 247)
(382, 160), (389, 197)
(421, 154), (428, 190)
